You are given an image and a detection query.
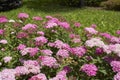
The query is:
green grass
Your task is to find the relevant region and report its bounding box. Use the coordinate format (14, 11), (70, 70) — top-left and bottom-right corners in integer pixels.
(0, 0), (120, 35)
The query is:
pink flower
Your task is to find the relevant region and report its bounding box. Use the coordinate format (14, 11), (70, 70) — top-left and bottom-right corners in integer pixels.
(110, 61), (120, 72)
(17, 32), (28, 39)
(18, 13), (29, 19)
(29, 73), (47, 80)
(116, 30), (120, 35)
(0, 29), (5, 35)
(0, 69), (16, 80)
(46, 16), (53, 19)
(49, 18), (59, 23)
(15, 66), (29, 76)
(85, 27), (98, 34)
(80, 64), (98, 76)
(29, 47), (39, 56)
(109, 44), (120, 57)
(63, 66), (72, 73)
(71, 38), (81, 43)
(20, 48), (31, 56)
(40, 49), (53, 56)
(91, 24), (97, 28)
(20, 47), (39, 56)
(71, 46), (86, 57)
(17, 44), (26, 50)
(53, 40), (70, 50)
(23, 60), (41, 74)
(74, 22), (81, 27)
(35, 36), (47, 42)
(3, 56), (12, 63)
(37, 31), (44, 36)
(50, 70), (67, 80)
(0, 16), (8, 23)
(58, 22), (70, 29)
(114, 72), (120, 80)
(56, 49), (69, 58)
(85, 38), (105, 48)
(34, 36), (48, 46)
(39, 56), (58, 68)
(44, 21), (58, 28)
(0, 39), (7, 44)
(110, 36), (120, 43)
(100, 33), (112, 39)
(47, 42), (55, 47)
(33, 16), (43, 21)
(22, 23), (37, 33)
(69, 34), (76, 39)
(54, 40), (64, 49)
(95, 48), (104, 55)
(102, 45), (112, 54)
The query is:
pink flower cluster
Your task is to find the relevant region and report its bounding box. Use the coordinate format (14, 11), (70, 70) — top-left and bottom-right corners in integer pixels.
(29, 73), (47, 80)
(39, 56), (58, 68)
(50, 70), (67, 80)
(17, 44), (26, 50)
(51, 40), (70, 50)
(40, 49), (53, 56)
(0, 39), (8, 44)
(0, 29), (5, 35)
(33, 16), (43, 21)
(85, 27), (98, 34)
(37, 31), (44, 36)
(0, 69), (16, 80)
(20, 47), (39, 56)
(17, 32), (28, 39)
(69, 34), (81, 43)
(0, 16), (8, 23)
(18, 13), (29, 19)
(56, 49), (69, 58)
(74, 22), (81, 27)
(34, 36), (48, 46)
(71, 46), (86, 57)
(110, 61), (120, 72)
(114, 72), (120, 80)
(44, 16), (70, 29)
(81, 64), (98, 76)
(3, 56), (12, 63)
(22, 23), (38, 33)
(23, 60), (41, 74)
(85, 38), (105, 48)
(58, 22), (70, 29)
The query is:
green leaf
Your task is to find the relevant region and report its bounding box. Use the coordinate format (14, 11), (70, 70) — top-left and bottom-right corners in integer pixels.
(99, 70), (107, 75)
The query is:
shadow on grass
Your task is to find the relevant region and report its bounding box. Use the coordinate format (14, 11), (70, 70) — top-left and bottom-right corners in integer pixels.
(24, 0), (83, 13)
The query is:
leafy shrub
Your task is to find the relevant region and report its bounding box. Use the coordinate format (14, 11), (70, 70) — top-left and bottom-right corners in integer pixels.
(0, 0), (22, 11)
(101, 0), (120, 10)
(59, 0), (83, 7)
(85, 0), (107, 6)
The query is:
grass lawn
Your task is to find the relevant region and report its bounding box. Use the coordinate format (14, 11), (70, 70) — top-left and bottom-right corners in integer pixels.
(0, 0), (120, 35)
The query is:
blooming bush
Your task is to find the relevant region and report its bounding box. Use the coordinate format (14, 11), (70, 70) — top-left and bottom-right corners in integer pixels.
(0, 13), (120, 80)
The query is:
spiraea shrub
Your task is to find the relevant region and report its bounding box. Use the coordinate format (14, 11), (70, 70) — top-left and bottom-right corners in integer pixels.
(0, 13), (120, 80)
